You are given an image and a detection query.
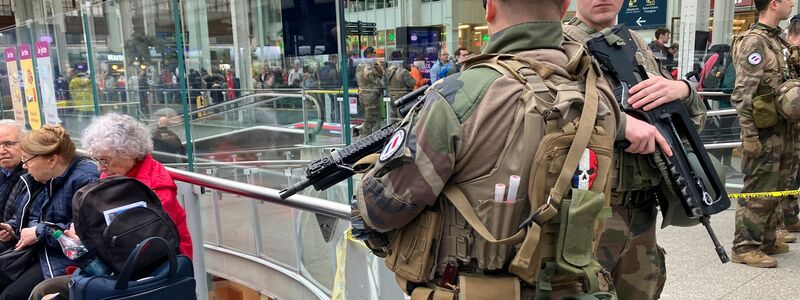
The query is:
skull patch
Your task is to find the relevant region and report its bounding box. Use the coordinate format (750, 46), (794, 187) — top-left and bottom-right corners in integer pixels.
(572, 148), (598, 190)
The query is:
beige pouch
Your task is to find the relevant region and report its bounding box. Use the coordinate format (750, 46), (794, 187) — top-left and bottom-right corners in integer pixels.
(458, 274), (521, 300)
(385, 210), (442, 283)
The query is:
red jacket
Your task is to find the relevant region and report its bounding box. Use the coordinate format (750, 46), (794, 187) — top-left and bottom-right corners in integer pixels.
(101, 154), (194, 259)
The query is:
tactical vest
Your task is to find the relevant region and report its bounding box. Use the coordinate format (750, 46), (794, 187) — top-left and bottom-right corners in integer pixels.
(386, 65), (412, 98)
(732, 28), (789, 129)
(381, 41), (616, 300)
(563, 25), (664, 201)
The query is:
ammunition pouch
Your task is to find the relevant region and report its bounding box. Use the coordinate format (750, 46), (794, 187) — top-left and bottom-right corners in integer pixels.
(385, 210), (442, 283)
(753, 83), (779, 129)
(534, 189), (611, 300)
(614, 150), (661, 195)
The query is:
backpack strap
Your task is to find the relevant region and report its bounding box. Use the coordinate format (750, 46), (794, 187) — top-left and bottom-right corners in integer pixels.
(442, 185), (526, 245)
(539, 54), (600, 208)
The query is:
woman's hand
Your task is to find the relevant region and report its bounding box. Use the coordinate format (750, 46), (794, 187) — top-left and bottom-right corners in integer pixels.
(15, 226), (37, 250)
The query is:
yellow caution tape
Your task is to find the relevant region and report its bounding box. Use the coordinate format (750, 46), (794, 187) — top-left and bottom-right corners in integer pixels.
(728, 189), (800, 199)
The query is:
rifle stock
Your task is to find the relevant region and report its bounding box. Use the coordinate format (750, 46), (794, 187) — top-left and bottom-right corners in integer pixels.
(279, 85), (429, 199)
(587, 24), (731, 263)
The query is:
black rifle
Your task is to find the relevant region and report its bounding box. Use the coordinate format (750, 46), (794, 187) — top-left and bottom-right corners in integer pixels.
(586, 24), (731, 263)
(279, 85), (429, 199)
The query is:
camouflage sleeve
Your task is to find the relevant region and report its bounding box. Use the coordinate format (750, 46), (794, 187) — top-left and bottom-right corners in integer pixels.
(366, 63), (384, 84)
(357, 90), (461, 232)
(730, 35), (766, 138)
(679, 81), (708, 131)
(402, 71), (416, 89)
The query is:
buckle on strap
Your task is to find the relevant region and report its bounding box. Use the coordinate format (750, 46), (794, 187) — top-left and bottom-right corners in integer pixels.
(519, 203), (559, 229)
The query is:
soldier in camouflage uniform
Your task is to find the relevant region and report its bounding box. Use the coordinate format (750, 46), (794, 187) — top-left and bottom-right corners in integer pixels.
(563, 0), (707, 298)
(356, 47), (384, 137)
(355, 0), (625, 298)
(780, 15), (800, 235)
(730, 0), (795, 268)
(385, 60), (416, 119)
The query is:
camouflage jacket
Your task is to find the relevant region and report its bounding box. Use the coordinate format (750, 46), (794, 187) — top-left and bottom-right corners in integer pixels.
(357, 21), (624, 232)
(356, 59), (384, 91)
(564, 18), (707, 197)
(731, 22), (789, 138)
(386, 64), (416, 98)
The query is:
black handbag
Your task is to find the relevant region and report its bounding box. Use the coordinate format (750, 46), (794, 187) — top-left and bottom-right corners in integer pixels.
(0, 247), (36, 282)
(69, 237), (196, 300)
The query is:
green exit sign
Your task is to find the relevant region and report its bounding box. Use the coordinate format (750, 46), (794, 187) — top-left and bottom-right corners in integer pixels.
(482, 34), (489, 42)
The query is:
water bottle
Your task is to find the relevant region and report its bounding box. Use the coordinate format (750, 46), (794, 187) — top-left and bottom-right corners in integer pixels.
(51, 230), (112, 276)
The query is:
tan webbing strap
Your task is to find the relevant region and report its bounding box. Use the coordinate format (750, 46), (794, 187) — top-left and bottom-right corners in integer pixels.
(548, 63), (600, 204)
(353, 153), (380, 173)
(443, 185), (526, 245)
(410, 287), (434, 300)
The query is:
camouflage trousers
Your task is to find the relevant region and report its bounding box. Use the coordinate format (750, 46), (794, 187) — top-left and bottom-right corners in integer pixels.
(359, 90), (382, 137)
(780, 129), (800, 227)
(734, 128), (794, 253)
(596, 193), (665, 300)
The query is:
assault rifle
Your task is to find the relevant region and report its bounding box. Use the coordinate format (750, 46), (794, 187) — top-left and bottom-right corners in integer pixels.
(279, 85), (429, 199)
(586, 24), (731, 263)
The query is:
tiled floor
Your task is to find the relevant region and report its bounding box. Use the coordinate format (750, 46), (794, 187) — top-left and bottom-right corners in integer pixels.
(660, 209), (800, 300)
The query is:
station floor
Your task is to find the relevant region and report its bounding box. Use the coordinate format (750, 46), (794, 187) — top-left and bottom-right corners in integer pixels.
(660, 208), (800, 300)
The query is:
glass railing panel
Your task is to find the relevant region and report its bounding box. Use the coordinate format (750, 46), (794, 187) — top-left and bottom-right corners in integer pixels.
(0, 25), (21, 122)
(198, 191), (219, 245)
(257, 202), (300, 269)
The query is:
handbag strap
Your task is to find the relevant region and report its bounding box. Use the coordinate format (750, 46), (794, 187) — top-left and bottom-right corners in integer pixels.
(115, 236), (178, 290)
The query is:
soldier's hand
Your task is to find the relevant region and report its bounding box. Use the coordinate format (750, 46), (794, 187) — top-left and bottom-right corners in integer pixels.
(624, 115), (673, 156)
(627, 76), (691, 111)
(742, 136), (762, 156)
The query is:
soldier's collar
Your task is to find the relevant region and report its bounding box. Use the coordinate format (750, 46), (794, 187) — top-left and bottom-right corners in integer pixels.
(483, 22), (563, 54)
(753, 22), (783, 36)
(567, 17), (598, 35)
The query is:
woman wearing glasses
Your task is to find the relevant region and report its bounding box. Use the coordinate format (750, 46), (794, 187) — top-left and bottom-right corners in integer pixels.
(80, 113), (192, 259)
(29, 113), (193, 300)
(0, 125), (99, 299)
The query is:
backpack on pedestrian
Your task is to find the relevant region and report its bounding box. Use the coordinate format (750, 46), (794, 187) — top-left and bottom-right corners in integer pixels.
(72, 176), (181, 275)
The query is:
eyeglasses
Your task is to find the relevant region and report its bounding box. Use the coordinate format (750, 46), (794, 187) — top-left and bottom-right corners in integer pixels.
(20, 154), (38, 165)
(93, 157), (111, 167)
(0, 141), (17, 150)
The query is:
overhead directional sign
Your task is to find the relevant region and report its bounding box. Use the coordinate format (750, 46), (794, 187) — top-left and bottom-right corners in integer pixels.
(618, 0), (667, 29)
(345, 21), (377, 36)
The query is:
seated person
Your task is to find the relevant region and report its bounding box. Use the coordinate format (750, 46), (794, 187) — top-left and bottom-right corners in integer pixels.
(29, 113), (193, 300)
(0, 126), (99, 299)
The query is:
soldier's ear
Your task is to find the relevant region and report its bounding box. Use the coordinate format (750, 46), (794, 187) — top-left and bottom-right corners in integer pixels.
(485, 0), (497, 25)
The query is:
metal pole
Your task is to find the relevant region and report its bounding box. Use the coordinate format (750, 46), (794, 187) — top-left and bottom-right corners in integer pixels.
(336, 0), (354, 201)
(245, 168), (263, 257)
(172, 0), (195, 172)
(81, 1), (101, 116)
(176, 181), (209, 300)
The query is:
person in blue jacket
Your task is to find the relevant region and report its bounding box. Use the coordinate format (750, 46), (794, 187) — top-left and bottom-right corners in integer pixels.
(0, 125), (98, 299)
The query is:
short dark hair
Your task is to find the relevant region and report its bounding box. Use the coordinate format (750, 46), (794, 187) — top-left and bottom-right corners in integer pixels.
(363, 47), (375, 57)
(790, 14), (800, 37)
(455, 47), (468, 57)
(754, 0), (770, 13)
(655, 28), (671, 39)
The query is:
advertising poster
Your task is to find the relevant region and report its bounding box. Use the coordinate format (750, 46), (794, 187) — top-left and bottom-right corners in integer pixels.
(19, 44), (41, 130)
(35, 42), (59, 125)
(4, 48), (25, 127)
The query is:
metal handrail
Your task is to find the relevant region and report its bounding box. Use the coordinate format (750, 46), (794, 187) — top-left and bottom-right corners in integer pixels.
(163, 160), (311, 169)
(166, 167), (350, 220)
(189, 92), (302, 116)
(707, 109), (736, 117)
(697, 91), (730, 97)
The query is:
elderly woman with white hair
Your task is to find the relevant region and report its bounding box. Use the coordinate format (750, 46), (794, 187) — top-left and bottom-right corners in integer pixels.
(28, 113), (194, 300)
(80, 112), (193, 258)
